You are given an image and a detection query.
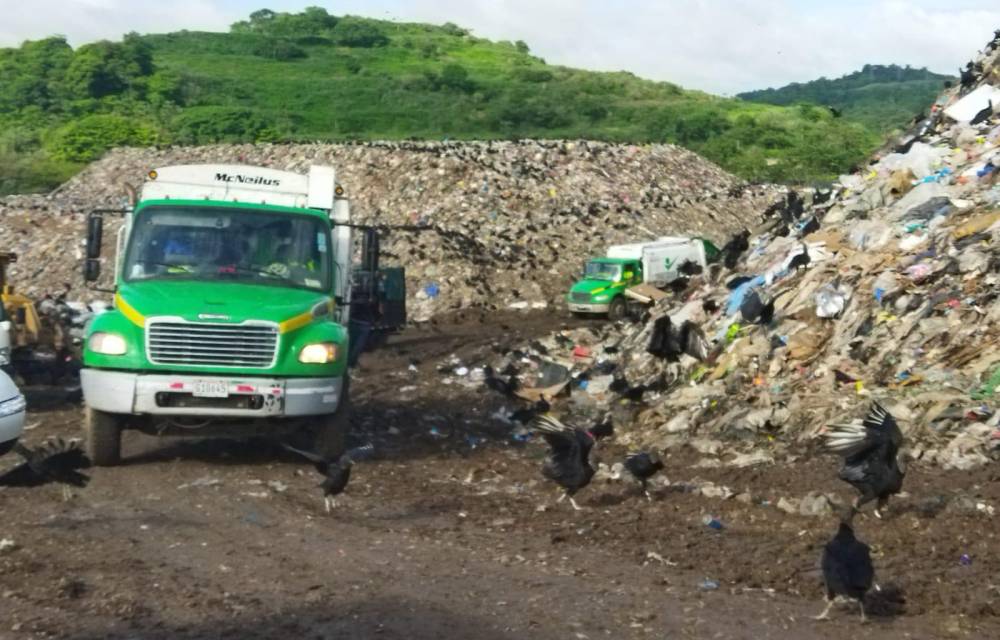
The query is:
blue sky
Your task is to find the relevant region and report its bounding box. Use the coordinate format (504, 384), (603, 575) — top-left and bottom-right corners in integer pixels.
(1, 1), (997, 94)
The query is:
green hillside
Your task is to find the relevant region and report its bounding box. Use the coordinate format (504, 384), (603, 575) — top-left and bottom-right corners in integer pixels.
(0, 8), (881, 195)
(738, 64), (954, 133)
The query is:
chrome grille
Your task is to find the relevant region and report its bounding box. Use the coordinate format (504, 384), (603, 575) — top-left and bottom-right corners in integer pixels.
(147, 321), (279, 368)
(571, 292), (592, 303)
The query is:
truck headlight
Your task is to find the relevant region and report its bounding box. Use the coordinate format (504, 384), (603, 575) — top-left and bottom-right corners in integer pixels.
(299, 342), (338, 364)
(593, 294), (610, 302)
(88, 332), (127, 355)
(0, 394), (26, 418)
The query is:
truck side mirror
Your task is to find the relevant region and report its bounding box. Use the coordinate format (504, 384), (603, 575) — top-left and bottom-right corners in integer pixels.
(84, 259), (101, 282)
(86, 214), (103, 260)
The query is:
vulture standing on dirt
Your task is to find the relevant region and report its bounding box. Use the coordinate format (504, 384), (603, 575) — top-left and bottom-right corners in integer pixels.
(530, 413), (613, 510)
(283, 443), (375, 512)
(0, 438), (91, 499)
(624, 451), (664, 500)
(820, 402), (905, 519)
(815, 516), (875, 622)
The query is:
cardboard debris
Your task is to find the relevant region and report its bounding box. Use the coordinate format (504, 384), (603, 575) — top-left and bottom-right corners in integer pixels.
(625, 283), (670, 304)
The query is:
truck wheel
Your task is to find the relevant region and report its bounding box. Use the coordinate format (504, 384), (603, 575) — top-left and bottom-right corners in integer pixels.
(85, 406), (123, 466)
(313, 378), (350, 460)
(608, 297), (627, 321)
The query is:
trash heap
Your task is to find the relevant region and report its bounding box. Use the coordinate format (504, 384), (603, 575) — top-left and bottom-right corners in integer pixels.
(486, 33), (1000, 471)
(0, 140), (777, 319)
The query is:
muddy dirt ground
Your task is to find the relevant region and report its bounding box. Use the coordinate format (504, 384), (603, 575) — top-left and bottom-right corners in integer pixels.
(1, 311), (998, 639)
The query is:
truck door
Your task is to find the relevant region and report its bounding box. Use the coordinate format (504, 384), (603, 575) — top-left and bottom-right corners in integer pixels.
(622, 261), (641, 285)
(621, 264), (635, 285)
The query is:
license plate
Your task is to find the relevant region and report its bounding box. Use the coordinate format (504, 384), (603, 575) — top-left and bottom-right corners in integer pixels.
(192, 381), (229, 398)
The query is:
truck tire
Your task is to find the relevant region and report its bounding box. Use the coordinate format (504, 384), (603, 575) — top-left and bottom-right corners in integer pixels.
(85, 406), (123, 466)
(313, 377), (350, 460)
(608, 297), (627, 322)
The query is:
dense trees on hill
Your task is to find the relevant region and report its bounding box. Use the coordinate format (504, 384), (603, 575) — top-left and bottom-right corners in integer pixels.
(1, 8), (886, 194)
(739, 64), (953, 132)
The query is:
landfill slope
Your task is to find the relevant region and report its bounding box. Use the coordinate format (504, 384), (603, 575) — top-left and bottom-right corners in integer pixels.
(0, 140), (776, 318)
(485, 37), (1000, 474)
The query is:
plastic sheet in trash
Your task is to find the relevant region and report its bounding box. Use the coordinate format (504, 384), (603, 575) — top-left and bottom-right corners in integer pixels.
(848, 220), (893, 250)
(815, 283), (851, 318)
(726, 275), (765, 316)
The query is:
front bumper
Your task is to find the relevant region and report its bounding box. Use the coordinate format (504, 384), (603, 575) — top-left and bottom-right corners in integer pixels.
(567, 302), (610, 314)
(0, 402), (25, 445)
(80, 369), (344, 418)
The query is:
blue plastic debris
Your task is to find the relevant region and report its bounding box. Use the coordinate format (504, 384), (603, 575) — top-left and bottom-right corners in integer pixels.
(726, 275), (765, 317)
(698, 578), (720, 591)
(702, 515), (724, 530)
(465, 435), (484, 449)
(424, 283), (440, 298)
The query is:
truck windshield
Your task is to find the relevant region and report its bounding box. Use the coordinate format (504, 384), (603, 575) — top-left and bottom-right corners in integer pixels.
(123, 206), (332, 292)
(584, 261), (622, 281)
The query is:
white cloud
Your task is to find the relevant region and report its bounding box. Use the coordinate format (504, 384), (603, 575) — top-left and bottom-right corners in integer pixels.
(0, 0), (234, 46)
(1, 0), (998, 94)
(334, 0), (1000, 94)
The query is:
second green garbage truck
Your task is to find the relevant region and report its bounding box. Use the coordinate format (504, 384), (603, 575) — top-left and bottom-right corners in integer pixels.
(566, 237), (719, 319)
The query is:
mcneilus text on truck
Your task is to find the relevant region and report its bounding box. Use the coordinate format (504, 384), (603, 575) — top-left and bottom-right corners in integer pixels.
(80, 164), (361, 466)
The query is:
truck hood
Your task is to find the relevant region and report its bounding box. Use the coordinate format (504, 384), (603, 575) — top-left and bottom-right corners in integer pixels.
(569, 279), (621, 295)
(116, 281), (333, 328)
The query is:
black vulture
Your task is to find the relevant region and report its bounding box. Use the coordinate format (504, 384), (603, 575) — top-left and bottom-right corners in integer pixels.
(821, 402), (905, 518)
(530, 413), (613, 510)
(283, 443), (375, 511)
(0, 438), (90, 499)
(815, 518), (874, 622)
(624, 452), (664, 500)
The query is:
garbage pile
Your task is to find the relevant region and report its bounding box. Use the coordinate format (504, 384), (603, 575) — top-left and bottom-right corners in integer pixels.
(485, 34), (1000, 471)
(0, 140), (777, 319)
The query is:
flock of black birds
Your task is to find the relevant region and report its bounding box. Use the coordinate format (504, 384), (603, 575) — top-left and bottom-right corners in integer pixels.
(0, 384), (908, 624)
(504, 398), (905, 623)
(896, 36), (1000, 159)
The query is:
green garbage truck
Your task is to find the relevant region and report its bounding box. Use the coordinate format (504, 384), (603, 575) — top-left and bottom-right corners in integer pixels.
(80, 164), (378, 465)
(566, 237), (719, 320)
